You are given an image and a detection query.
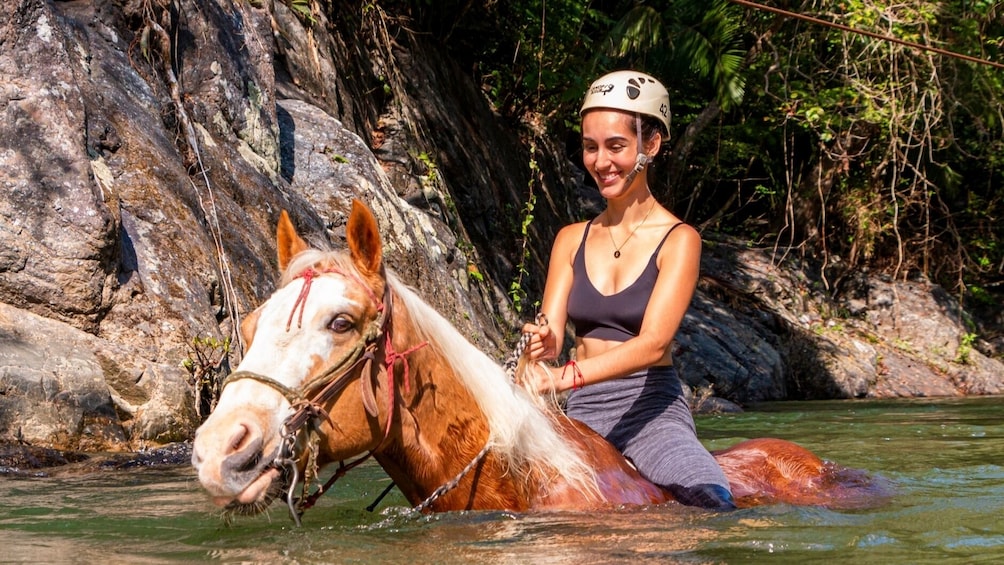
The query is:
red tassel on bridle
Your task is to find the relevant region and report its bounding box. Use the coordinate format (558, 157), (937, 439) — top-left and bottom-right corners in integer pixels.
(286, 268), (318, 331)
(381, 331), (428, 438)
(284, 266), (386, 332)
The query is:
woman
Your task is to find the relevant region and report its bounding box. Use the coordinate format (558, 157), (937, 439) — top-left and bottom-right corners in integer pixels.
(522, 70), (736, 510)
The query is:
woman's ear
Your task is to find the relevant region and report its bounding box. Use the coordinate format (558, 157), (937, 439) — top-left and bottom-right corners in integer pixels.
(646, 132), (664, 158)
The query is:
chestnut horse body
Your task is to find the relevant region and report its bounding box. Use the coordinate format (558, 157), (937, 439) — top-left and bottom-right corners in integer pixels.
(192, 201), (885, 521)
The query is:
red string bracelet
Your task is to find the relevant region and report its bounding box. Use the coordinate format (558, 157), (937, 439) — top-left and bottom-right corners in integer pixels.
(561, 360), (585, 390)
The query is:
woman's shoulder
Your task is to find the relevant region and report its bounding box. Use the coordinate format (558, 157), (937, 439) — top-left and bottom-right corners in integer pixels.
(550, 220), (592, 260)
(655, 219), (702, 265)
(663, 218), (700, 243)
(555, 219), (592, 244)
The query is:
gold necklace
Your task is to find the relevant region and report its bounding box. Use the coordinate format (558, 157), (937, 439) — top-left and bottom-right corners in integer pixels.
(608, 201), (656, 259)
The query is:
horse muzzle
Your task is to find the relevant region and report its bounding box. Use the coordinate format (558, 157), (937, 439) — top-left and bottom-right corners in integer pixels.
(192, 416), (286, 509)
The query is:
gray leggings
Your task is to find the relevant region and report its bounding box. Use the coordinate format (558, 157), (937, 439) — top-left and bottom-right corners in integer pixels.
(565, 366), (734, 508)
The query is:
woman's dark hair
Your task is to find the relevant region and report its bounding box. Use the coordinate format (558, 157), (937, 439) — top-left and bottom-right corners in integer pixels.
(639, 115), (669, 186)
(640, 115), (668, 150)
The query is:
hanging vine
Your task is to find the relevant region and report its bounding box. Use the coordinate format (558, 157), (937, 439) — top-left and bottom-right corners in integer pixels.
(130, 0), (245, 366)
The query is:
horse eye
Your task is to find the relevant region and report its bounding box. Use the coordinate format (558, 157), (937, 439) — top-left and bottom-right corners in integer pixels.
(327, 316), (353, 333)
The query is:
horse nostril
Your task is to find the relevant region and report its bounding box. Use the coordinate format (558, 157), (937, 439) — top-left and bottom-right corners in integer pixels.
(221, 440), (265, 478)
(227, 423), (250, 454)
(217, 421), (266, 479)
(235, 450), (263, 474)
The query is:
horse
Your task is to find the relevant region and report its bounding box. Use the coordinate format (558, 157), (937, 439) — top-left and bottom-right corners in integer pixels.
(191, 200), (887, 523)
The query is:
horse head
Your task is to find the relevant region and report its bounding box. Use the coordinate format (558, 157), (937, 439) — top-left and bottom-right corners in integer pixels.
(192, 200), (400, 519)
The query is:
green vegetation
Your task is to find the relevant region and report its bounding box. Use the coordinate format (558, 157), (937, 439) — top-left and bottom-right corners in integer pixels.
(503, 2), (999, 306)
(322, 146), (349, 164)
(183, 335), (231, 420)
(509, 142), (538, 315)
(284, 0), (315, 24)
(317, 0), (1003, 313)
(957, 332), (978, 365)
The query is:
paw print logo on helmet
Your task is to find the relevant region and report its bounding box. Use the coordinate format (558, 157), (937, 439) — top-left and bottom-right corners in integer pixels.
(625, 77), (645, 100)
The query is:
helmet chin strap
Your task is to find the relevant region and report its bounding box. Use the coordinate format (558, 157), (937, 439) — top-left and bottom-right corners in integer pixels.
(622, 114), (651, 188)
(622, 153), (650, 188)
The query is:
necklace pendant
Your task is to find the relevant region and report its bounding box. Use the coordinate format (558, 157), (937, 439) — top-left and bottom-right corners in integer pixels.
(613, 250), (621, 259)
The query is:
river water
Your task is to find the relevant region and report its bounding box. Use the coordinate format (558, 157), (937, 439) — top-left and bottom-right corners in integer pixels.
(2, 396), (1002, 564)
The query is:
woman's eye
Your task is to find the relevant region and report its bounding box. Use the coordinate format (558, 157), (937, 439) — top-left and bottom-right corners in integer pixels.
(328, 317), (353, 333)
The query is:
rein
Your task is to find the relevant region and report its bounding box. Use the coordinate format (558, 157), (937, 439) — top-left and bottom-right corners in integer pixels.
(503, 312), (548, 380)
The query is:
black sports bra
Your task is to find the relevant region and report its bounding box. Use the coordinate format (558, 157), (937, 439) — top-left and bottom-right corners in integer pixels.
(566, 221), (682, 342)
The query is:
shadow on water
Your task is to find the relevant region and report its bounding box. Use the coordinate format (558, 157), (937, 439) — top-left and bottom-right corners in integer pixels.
(1, 396), (1002, 564)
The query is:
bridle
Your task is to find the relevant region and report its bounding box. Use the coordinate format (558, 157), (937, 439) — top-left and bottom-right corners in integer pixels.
(221, 266), (393, 525)
(219, 266), (489, 525)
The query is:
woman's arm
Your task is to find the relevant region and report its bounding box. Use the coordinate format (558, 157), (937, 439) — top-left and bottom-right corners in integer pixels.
(522, 222), (585, 361)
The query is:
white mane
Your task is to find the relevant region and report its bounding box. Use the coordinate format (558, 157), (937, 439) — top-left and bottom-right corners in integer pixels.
(282, 248), (599, 500)
(387, 271), (600, 499)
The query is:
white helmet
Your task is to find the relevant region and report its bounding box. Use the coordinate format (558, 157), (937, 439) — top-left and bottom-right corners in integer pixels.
(580, 70), (671, 134)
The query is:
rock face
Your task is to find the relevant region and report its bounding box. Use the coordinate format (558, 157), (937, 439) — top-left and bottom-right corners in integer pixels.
(0, 0), (540, 450)
(0, 0), (1000, 451)
(683, 237), (1003, 405)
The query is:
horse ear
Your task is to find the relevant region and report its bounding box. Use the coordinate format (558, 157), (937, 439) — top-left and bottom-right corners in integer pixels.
(239, 307), (261, 349)
(347, 199), (383, 276)
(276, 210), (309, 273)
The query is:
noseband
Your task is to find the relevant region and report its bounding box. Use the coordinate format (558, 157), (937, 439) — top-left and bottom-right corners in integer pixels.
(221, 267), (405, 526)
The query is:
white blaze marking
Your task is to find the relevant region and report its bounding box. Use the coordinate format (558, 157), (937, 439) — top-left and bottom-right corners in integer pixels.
(215, 276), (360, 413)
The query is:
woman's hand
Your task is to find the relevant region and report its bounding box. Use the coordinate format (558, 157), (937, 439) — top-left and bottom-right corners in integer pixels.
(523, 361), (587, 395)
(521, 322), (557, 362)
(521, 362), (563, 395)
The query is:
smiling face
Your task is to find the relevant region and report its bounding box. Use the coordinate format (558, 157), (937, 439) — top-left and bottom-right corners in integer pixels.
(581, 109), (661, 200)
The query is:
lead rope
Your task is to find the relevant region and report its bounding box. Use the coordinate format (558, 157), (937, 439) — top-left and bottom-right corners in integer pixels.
(503, 312), (548, 381)
(411, 442), (492, 514)
(390, 312), (547, 515)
